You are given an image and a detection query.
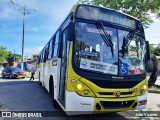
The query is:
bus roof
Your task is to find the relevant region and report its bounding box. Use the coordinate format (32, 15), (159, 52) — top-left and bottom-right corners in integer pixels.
(72, 4), (140, 21)
(39, 4), (141, 54)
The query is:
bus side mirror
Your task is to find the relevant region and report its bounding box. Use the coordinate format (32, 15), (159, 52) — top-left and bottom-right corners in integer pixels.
(67, 22), (75, 41)
(146, 41), (150, 60)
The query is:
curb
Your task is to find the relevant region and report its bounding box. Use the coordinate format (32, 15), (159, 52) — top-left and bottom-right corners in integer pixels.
(148, 90), (160, 94)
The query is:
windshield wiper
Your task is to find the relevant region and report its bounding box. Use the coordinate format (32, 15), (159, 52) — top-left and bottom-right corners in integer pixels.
(96, 21), (114, 58)
(121, 30), (135, 58)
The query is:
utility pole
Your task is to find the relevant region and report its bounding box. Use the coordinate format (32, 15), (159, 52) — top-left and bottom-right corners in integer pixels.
(11, 0), (37, 70)
(14, 49), (15, 62)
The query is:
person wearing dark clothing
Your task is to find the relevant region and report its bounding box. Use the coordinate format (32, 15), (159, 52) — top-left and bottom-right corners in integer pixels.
(30, 67), (35, 81)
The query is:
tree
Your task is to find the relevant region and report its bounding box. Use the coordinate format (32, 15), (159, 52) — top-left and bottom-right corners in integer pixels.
(150, 44), (160, 55)
(153, 47), (160, 56)
(149, 44), (155, 54)
(79, 0), (160, 28)
(0, 46), (9, 62)
(14, 54), (21, 63)
(6, 52), (15, 66)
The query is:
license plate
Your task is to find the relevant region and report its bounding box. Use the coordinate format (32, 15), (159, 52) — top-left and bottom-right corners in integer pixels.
(18, 75), (24, 77)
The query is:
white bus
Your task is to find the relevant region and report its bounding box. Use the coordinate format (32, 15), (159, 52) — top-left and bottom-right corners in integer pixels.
(37, 4), (150, 115)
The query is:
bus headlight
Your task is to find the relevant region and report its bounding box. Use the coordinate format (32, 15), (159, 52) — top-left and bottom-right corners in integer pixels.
(71, 79), (95, 97)
(140, 89), (143, 95)
(136, 83), (148, 96)
(143, 84), (147, 90)
(84, 90), (89, 95)
(71, 79), (77, 83)
(77, 84), (83, 90)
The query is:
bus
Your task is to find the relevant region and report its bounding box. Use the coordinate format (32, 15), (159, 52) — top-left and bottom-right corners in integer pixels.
(37, 4), (150, 115)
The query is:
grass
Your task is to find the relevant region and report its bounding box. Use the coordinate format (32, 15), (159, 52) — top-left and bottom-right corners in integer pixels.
(149, 85), (160, 91)
(25, 72), (38, 79)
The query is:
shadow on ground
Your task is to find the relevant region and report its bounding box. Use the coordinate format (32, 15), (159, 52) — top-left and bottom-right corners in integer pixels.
(0, 78), (129, 120)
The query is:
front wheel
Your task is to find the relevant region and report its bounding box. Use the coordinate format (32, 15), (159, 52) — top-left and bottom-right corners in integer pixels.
(52, 83), (59, 109)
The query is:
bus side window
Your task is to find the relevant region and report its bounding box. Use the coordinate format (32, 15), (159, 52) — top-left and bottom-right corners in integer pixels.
(53, 31), (60, 57)
(38, 55), (41, 64)
(51, 36), (55, 58)
(46, 43), (50, 60)
(44, 48), (48, 63)
(48, 38), (54, 59)
(41, 50), (44, 63)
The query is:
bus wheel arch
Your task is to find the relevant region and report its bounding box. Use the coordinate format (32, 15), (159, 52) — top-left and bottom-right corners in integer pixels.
(49, 75), (59, 109)
(49, 75), (53, 94)
(39, 72), (42, 86)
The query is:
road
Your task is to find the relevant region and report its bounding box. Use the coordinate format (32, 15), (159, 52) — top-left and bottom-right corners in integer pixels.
(0, 77), (160, 120)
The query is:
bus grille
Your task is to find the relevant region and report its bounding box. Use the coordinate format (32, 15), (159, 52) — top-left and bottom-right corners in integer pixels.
(98, 92), (133, 96)
(100, 100), (135, 109)
(91, 80), (140, 88)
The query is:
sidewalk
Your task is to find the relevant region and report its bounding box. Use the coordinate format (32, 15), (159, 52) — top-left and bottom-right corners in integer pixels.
(155, 76), (160, 86)
(145, 73), (160, 111)
(148, 72), (160, 86)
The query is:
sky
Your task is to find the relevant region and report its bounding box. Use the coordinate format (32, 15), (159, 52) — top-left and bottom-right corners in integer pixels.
(0, 0), (160, 58)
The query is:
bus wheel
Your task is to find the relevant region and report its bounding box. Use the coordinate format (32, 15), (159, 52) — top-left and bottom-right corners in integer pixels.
(51, 83), (59, 109)
(39, 73), (42, 86)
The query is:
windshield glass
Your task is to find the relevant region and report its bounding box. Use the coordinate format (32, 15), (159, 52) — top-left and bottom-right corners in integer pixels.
(74, 22), (146, 76)
(118, 30), (146, 75)
(74, 22), (118, 75)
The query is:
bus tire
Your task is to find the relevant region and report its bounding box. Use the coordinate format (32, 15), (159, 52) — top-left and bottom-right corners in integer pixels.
(52, 85), (59, 109)
(148, 53), (158, 87)
(39, 73), (42, 86)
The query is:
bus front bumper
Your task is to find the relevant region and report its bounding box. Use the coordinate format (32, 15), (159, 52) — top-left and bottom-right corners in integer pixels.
(65, 91), (148, 115)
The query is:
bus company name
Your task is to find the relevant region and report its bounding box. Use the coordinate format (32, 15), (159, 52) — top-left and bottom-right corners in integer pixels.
(13, 112), (42, 118)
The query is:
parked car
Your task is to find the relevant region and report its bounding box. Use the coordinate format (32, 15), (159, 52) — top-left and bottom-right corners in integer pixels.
(2, 66), (26, 79)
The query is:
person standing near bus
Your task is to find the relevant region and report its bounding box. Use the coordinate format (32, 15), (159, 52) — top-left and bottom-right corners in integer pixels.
(30, 67), (35, 81)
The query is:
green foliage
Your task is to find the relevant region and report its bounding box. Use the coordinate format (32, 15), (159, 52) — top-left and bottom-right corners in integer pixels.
(6, 52), (15, 66)
(0, 46), (9, 62)
(149, 44), (155, 53)
(14, 54), (21, 62)
(153, 47), (160, 56)
(6, 52), (21, 65)
(79, 0), (160, 28)
(150, 44), (160, 55)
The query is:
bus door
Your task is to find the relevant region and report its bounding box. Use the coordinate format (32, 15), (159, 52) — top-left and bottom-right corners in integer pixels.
(58, 29), (68, 106)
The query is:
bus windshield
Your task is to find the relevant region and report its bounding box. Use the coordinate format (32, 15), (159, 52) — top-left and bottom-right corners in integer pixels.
(74, 22), (146, 76)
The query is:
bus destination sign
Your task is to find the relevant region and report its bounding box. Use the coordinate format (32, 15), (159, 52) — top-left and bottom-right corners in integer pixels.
(76, 5), (137, 29)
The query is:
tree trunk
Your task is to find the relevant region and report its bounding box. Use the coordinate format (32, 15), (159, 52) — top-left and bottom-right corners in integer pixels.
(148, 53), (158, 87)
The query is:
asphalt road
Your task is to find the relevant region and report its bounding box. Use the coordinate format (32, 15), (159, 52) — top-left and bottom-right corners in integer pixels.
(0, 77), (159, 120)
